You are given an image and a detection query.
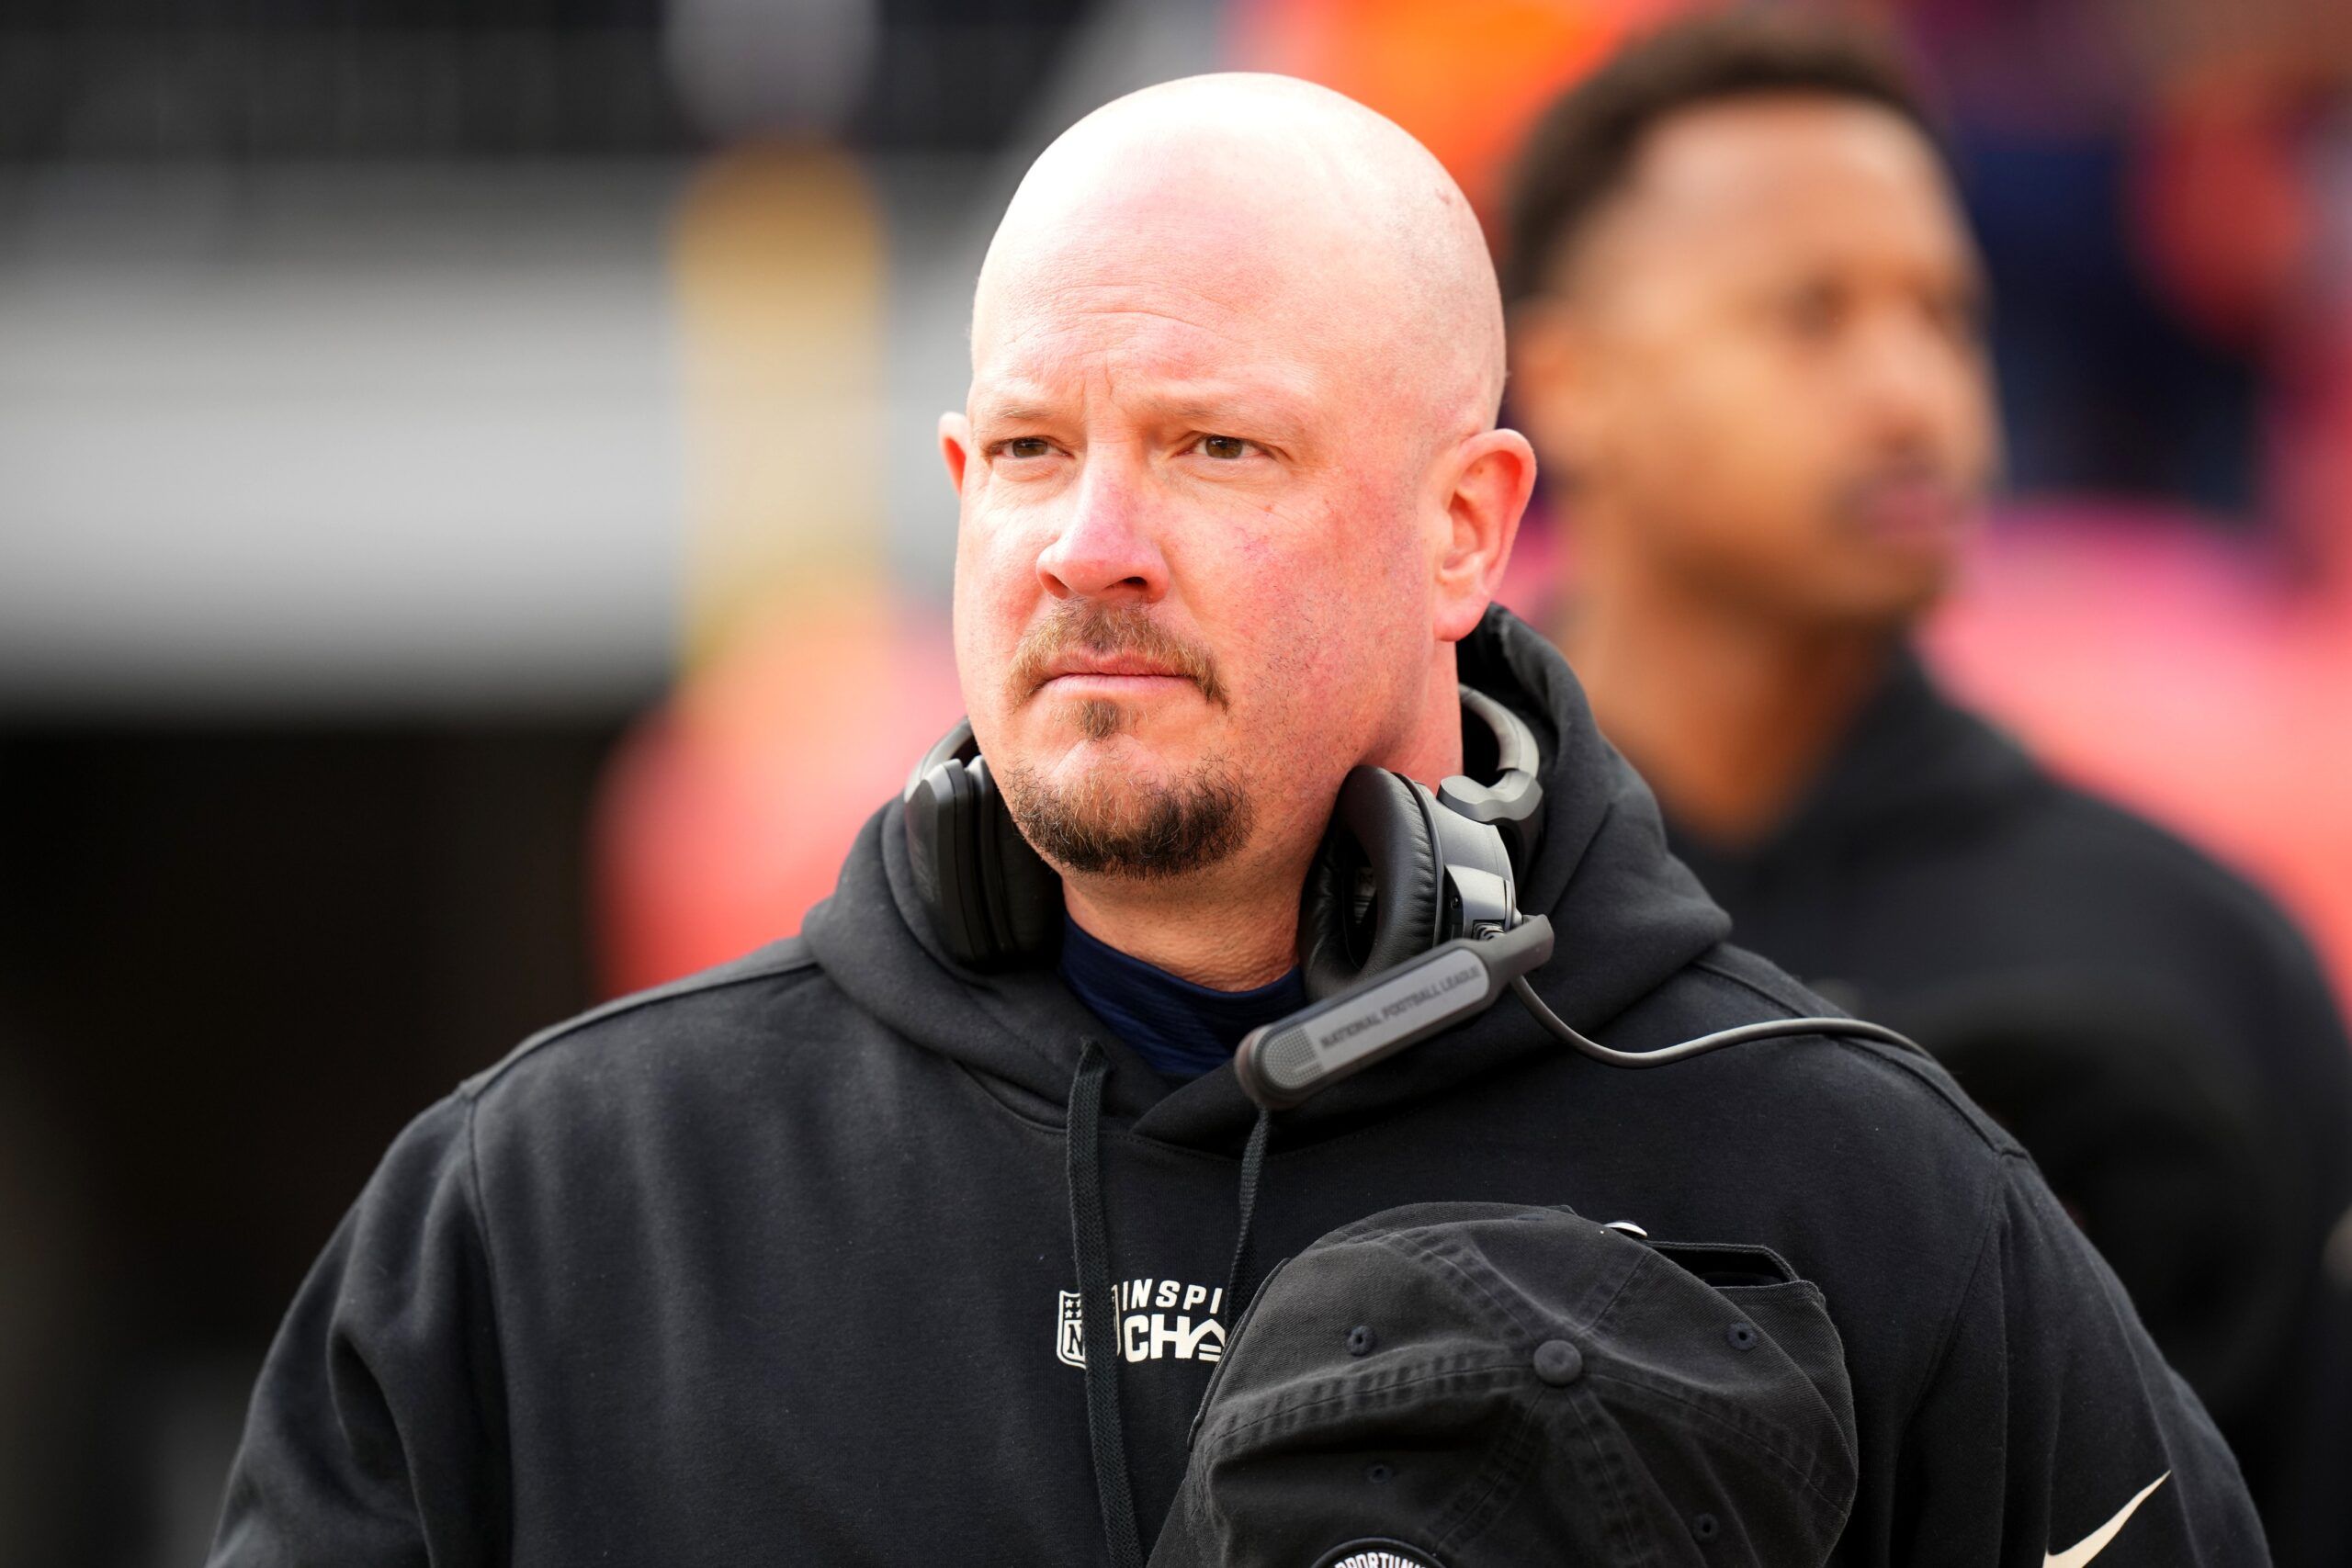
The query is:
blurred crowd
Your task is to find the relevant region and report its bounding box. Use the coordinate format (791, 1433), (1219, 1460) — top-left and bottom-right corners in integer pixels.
(5, 0), (2352, 1563)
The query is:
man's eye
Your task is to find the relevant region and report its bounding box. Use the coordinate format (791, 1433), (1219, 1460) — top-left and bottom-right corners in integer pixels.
(1000, 437), (1054, 459)
(1781, 283), (1845, 342)
(1199, 435), (1251, 460)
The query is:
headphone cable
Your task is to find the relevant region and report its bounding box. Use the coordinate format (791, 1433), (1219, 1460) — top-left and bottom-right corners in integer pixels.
(1507, 976), (1928, 1067)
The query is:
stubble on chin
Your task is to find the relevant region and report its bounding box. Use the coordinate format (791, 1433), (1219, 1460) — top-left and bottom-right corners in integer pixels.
(1075, 698), (1124, 743)
(995, 739), (1252, 880)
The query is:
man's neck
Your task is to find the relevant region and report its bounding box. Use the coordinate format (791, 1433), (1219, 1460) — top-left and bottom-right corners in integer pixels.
(1062, 858), (1309, 992)
(1559, 569), (1895, 849)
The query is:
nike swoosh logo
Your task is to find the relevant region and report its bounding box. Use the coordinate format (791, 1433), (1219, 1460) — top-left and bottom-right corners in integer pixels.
(2045, 1472), (2170, 1568)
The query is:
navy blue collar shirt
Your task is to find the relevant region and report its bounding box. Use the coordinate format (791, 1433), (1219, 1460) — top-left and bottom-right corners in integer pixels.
(1057, 917), (1308, 1082)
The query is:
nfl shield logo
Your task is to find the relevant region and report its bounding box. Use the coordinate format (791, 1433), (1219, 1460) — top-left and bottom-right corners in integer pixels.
(1056, 1291), (1087, 1369)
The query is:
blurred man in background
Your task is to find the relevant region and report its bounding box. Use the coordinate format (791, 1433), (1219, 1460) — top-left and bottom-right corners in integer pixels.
(1503, 16), (2352, 1562)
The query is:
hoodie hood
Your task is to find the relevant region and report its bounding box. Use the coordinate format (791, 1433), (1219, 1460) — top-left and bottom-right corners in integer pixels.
(801, 604), (1730, 1150)
(1667, 647), (2042, 906)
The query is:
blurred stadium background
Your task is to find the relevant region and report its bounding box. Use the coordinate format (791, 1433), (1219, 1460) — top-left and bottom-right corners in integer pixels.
(3, 0), (2349, 1560)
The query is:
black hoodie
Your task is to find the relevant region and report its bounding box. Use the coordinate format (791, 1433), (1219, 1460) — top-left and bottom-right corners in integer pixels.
(1664, 649), (2352, 1568)
(209, 611), (2262, 1566)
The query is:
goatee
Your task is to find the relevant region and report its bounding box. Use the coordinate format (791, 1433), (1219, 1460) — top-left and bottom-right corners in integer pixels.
(997, 751), (1252, 879)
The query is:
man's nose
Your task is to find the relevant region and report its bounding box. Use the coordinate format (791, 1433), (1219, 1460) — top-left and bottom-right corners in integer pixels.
(1852, 306), (1972, 450)
(1035, 465), (1169, 604)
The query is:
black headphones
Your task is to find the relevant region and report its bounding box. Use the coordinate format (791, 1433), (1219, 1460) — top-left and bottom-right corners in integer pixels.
(900, 721), (1062, 971)
(903, 685), (1546, 988)
(905, 689), (1924, 1109)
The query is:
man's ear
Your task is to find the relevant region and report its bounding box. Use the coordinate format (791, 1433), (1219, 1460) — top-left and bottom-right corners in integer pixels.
(939, 412), (972, 493)
(1432, 426), (1537, 643)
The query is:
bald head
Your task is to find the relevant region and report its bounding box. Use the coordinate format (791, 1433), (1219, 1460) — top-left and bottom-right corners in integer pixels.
(941, 75), (1534, 983)
(971, 73), (1505, 435)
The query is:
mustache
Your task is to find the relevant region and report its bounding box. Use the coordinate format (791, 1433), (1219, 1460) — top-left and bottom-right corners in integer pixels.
(1832, 453), (1973, 512)
(1007, 603), (1230, 710)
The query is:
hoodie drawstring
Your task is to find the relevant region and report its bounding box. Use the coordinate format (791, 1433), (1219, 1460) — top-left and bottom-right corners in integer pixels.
(1221, 1108), (1272, 1324)
(1067, 1041), (1146, 1568)
(1066, 1043), (1278, 1568)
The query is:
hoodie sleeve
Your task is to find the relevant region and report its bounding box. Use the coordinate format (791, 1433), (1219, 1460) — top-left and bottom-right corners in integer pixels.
(209, 1094), (508, 1568)
(2243, 913), (2352, 1566)
(1894, 1149), (2266, 1566)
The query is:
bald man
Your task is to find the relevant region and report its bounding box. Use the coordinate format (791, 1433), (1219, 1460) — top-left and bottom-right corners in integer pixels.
(210, 77), (2260, 1566)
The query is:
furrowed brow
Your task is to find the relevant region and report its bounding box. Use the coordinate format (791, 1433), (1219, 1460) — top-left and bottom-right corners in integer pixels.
(1147, 386), (1314, 440)
(974, 398), (1057, 427)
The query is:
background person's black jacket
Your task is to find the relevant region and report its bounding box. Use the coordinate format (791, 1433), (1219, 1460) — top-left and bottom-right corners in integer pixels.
(1665, 649), (2352, 1568)
(209, 612), (2264, 1566)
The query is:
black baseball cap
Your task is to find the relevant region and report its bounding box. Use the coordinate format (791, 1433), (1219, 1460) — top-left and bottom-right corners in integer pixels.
(1149, 1202), (1859, 1567)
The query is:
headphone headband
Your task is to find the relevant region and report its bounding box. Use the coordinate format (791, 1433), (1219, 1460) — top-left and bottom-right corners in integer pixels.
(1439, 686), (1544, 874)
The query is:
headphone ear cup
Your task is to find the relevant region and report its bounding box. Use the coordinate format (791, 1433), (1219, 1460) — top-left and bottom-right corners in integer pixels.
(903, 742), (1062, 970)
(1298, 767), (1446, 1000)
(967, 756), (1061, 962)
(904, 759), (988, 965)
